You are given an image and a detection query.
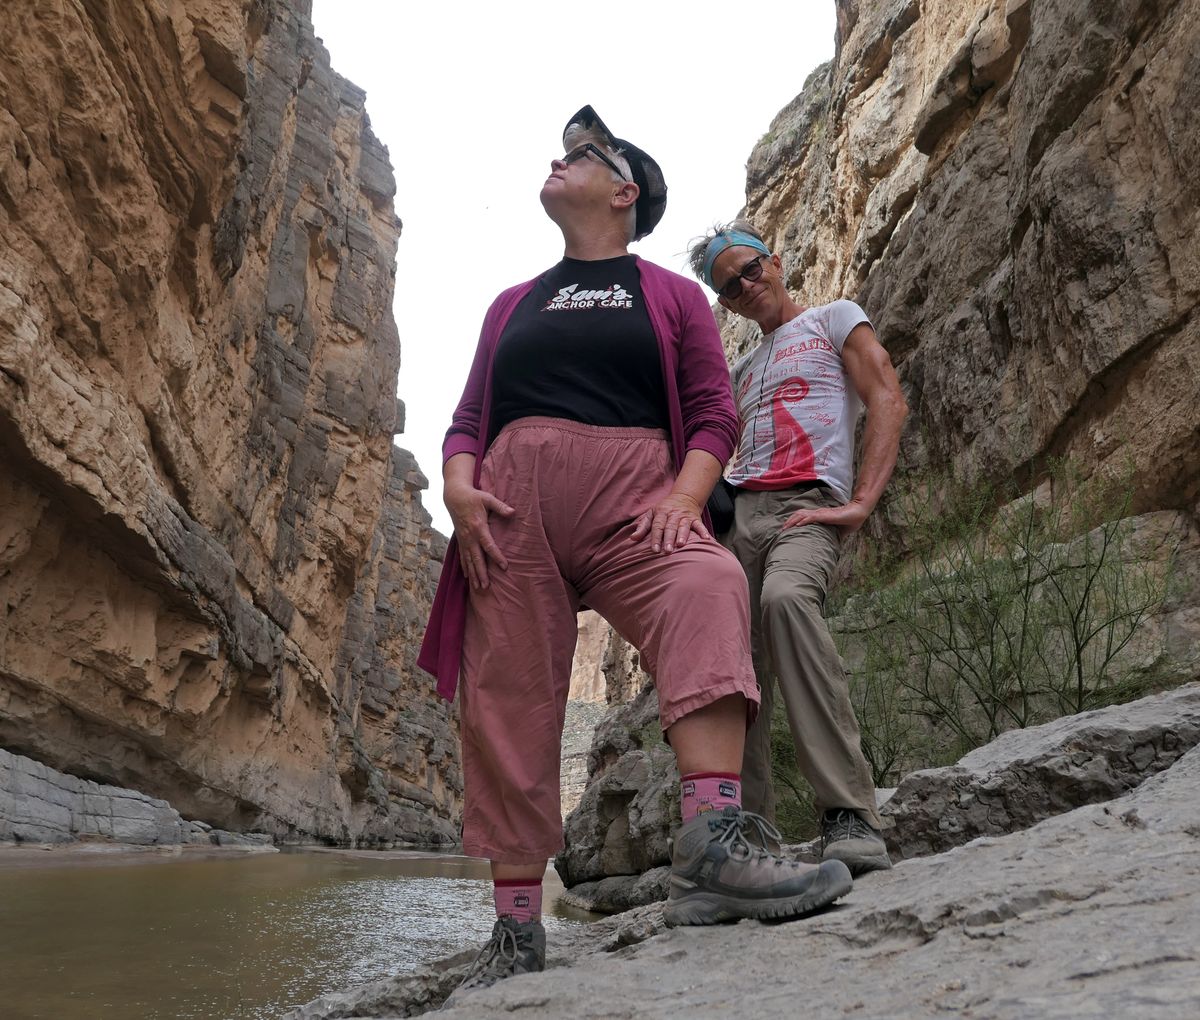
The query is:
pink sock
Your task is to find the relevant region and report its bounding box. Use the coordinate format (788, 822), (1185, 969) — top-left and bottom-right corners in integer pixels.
(494, 879), (543, 923)
(680, 772), (742, 823)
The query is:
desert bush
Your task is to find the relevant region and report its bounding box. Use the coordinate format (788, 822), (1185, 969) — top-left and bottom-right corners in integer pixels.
(769, 459), (1176, 829)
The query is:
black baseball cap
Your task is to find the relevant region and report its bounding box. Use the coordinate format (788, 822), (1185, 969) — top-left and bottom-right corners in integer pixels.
(562, 105), (667, 241)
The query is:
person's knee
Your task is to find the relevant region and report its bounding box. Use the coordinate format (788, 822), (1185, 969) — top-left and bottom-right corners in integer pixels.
(713, 553), (752, 595)
(760, 574), (824, 627)
(670, 550), (750, 607)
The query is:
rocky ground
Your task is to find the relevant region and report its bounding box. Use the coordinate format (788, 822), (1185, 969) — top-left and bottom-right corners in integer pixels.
(291, 684), (1200, 1019)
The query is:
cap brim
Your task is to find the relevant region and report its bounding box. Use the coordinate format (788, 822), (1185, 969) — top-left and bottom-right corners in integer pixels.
(563, 105), (618, 152)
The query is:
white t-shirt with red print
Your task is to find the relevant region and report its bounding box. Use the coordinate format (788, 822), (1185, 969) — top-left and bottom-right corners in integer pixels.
(726, 300), (871, 502)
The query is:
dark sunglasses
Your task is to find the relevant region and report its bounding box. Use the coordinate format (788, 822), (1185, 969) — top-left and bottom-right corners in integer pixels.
(562, 143), (629, 182)
(717, 254), (768, 300)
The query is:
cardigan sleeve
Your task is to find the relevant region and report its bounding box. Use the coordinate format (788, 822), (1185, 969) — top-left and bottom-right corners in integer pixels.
(442, 298), (502, 463)
(674, 281), (739, 465)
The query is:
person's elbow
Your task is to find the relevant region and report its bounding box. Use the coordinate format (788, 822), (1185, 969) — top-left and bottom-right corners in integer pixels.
(864, 373), (907, 424)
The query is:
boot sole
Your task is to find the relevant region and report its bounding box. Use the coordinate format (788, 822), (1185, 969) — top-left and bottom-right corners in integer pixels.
(822, 848), (893, 877)
(662, 859), (852, 927)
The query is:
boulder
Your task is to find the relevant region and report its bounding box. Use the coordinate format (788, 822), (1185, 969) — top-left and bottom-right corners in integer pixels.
(882, 682), (1200, 859)
(557, 868), (670, 915)
(555, 682), (678, 887)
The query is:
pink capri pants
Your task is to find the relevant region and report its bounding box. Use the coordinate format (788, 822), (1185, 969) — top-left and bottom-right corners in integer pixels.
(460, 417), (760, 863)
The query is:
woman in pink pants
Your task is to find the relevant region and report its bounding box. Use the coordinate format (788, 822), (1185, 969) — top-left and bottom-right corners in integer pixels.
(419, 106), (852, 998)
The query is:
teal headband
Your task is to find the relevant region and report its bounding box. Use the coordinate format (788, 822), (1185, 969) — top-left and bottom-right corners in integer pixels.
(701, 231), (771, 291)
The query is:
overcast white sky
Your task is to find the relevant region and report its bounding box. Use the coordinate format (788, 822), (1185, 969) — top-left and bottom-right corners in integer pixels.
(310, 2), (837, 535)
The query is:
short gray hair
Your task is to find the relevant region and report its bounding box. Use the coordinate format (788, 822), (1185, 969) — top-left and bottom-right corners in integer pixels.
(608, 146), (637, 244)
(563, 124), (637, 243)
(596, 143), (637, 244)
(686, 218), (768, 281)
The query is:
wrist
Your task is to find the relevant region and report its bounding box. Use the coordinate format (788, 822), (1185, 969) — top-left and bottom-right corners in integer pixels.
(443, 480), (475, 509)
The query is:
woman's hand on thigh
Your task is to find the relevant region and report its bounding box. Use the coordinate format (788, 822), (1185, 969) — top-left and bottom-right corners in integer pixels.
(631, 492), (709, 554)
(445, 479), (515, 589)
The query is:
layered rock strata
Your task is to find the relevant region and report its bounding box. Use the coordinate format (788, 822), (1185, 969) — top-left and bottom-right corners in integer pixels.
(559, 699), (606, 819)
(0, 1), (457, 843)
(0, 746), (273, 847)
(567, 611), (609, 704)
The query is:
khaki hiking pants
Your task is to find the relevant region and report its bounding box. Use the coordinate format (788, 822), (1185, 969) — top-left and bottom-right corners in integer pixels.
(723, 483), (882, 829)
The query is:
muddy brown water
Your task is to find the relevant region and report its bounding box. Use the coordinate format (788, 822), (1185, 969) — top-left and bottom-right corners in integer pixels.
(0, 844), (598, 1019)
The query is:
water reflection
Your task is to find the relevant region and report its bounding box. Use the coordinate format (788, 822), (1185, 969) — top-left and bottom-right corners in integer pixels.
(0, 846), (596, 1020)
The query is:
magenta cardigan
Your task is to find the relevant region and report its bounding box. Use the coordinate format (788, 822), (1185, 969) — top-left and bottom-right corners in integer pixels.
(417, 256), (738, 701)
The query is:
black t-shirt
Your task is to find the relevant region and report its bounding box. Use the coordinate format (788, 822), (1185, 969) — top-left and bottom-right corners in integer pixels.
(491, 255), (668, 434)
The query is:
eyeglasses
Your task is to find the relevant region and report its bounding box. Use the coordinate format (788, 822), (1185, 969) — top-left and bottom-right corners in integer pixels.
(562, 143), (629, 182)
(716, 255), (768, 300)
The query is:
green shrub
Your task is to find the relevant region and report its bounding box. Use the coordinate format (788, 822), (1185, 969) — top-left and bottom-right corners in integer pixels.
(843, 460), (1174, 781)
(768, 459), (1176, 821)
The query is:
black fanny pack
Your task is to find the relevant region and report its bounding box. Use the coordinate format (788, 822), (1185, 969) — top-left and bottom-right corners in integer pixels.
(705, 478), (739, 536)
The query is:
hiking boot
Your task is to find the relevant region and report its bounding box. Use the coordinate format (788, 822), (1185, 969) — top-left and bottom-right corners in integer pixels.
(820, 808), (892, 876)
(663, 807), (852, 926)
(450, 916), (546, 998)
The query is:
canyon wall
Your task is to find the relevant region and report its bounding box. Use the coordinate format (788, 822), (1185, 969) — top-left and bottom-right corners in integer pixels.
(732, 0), (1198, 518)
(0, 0), (458, 843)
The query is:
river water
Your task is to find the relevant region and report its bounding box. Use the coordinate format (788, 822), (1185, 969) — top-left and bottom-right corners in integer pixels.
(0, 845), (598, 1019)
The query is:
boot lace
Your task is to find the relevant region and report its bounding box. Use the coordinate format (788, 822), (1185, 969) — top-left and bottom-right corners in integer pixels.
(821, 808), (874, 848)
(459, 918), (520, 988)
(711, 809), (791, 866)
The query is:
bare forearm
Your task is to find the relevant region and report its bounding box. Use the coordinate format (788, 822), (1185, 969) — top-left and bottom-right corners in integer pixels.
(442, 452), (514, 588)
(443, 452), (476, 498)
(672, 449), (723, 505)
(632, 448), (724, 552)
(852, 396), (907, 514)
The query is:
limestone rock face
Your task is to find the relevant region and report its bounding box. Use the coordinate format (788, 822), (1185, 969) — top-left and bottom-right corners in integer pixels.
(560, 620), (655, 820)
(599, 629), (653, 707)
(883, 682), (1200, 859)
(0, 746), (276, 847)
(1, 746), (186, 846)
(0, 1), (457, 843)
(732, 0), (1199, 522)
(567, 611), (608, 704)
(559, 699), (606, 819)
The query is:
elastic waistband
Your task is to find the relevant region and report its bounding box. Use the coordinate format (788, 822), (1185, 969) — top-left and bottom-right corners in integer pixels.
(498, 416), (669, 443)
